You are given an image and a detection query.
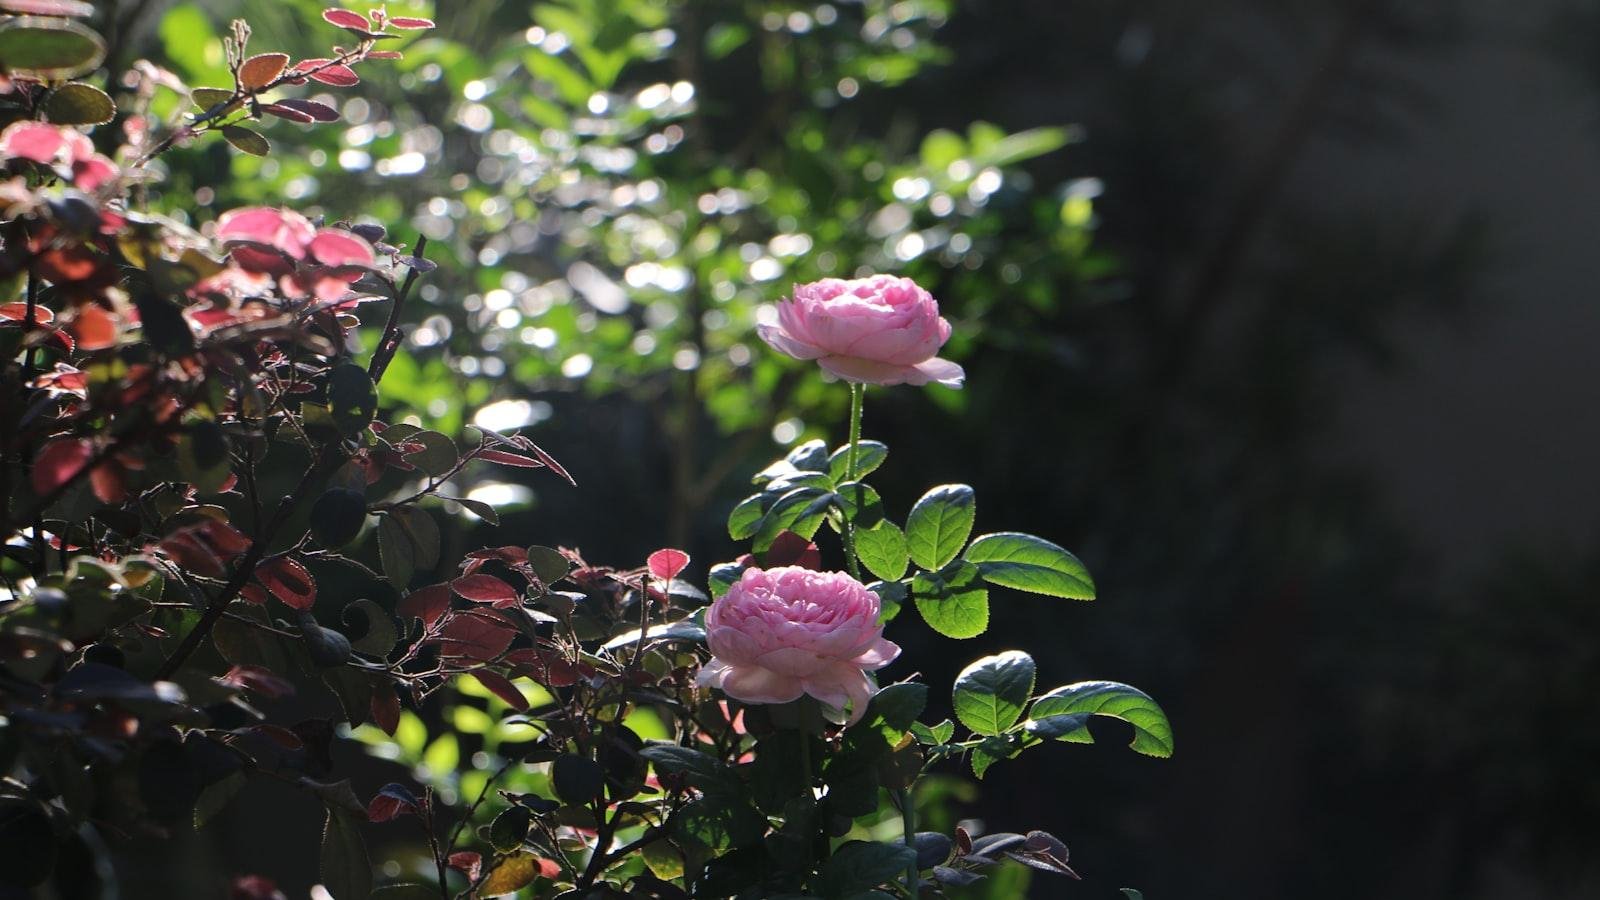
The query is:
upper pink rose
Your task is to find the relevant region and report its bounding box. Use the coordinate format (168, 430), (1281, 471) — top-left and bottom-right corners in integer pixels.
(758, 275), (964, 388)
(696, 566), (900, 723)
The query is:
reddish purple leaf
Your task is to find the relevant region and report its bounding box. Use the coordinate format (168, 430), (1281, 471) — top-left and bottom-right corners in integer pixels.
(261, 102), (315, 124)
(647, 549), (690, 581)
(367, 782), (419, 822)
(451, 574), (519, 608)
(387, 16), (435, 29)
(0, 121), (65, 163)
(447, 851), (482, 881)
(321, 8), (370, 29)
(257, 557), (316, 610)
(763, 531), (823, 570)
(32, 437), (90, 495)
(271, 97), (340, 122)
(0, 0), (96, 17)
(397, 583), (451, 626)
(477, 448), (544, 468)
(469, 669), (529, 711)
(434, 610), (516, 661)
(369, 684), (400, 735)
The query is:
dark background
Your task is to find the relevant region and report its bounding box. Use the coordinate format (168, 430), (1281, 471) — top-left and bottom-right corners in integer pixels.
(98, 0), (1600, 897)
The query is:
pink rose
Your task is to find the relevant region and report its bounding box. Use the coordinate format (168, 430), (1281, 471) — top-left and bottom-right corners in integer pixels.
(697, 566), (901, 723)
(758, 275), (965, 388)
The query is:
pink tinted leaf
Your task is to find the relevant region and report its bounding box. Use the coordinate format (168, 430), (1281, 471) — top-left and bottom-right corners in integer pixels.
(450, 574), (519, 608)
(477, 448), (543, 468)
(0, 0), (96, 16)
(296, 61), (360, 87)
(369, 685), (400, 734)
(70, 154), (117, 192)
(32, 437), (90, 495)
(321, 8), (370, 29)
(367, 50), (403, 60)
(387, 16), (434, 29)
(397, 583), (451, 626)
(308, 228), (376, 267)
(257, 557), (316, 609)
(762, 531), (822, 570)
(447, 852), (482, 881)
(1, 122), (66, 163)
(0, 302), (53, 322)
(647, 549), (690, 581)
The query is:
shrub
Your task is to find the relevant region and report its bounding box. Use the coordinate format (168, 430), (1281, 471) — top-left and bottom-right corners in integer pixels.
(0, 4), (1166, 897)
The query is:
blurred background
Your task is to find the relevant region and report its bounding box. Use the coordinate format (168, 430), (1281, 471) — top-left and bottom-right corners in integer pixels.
(101, 0), (1600, 897)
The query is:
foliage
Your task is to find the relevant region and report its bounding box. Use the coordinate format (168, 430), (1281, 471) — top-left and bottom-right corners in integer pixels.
(0, 3), (1165, 898)
(142, 0), (1104, 542)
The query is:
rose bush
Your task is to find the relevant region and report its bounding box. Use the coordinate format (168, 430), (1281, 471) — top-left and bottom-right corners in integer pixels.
(0, 5), (1168, 898)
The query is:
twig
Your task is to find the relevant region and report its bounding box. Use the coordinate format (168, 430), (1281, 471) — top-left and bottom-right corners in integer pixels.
(369, 236), (429, 384)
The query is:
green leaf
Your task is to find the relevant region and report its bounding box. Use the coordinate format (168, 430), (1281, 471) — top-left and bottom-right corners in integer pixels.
(952, 651), (1035, 736)
(320, 807), (372, 900)
(190, 87), (235, 111)
(855, 521), (908, 581)
(526, 545), (570, 587)
(753, 487), (834, 551)
(785, 438), (829, 472)
(488, 806), (532, 852)
(1121, 890), (1146, 900)
(833, 482), (884, 529)
(704, 22), (750, 60)
(965, 532), (1094, 600)
(422, 733), (458, 773)
(552, 754), (604, 804)
(828, 440), (887, 482)
(854, 681), (927, 745)
(44, 82), (115, 125)
(1029, 681), (1174, 758)
(910, 561), (988, 639)
(343, 599), (398, 657)
(193, 771), (246, 828)
(905, 484), (976, 571)
(311, 488), (367, 548)
(377, 514), (415, 588)
(1023, 712), (1094, 739)
(175, 421), (231, 493)
(221, 125), (270, 157)
(0, 17), (105, 78)
(727, 493), (769, 540)
(969, 735), (1017, 779)
(409, 431), (458, 476)
(327, 364), (378, 438)
(817, 840), (918, 899)
(910, 719), (955, 746)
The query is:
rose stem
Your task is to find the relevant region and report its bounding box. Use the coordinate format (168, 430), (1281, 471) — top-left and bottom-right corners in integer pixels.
(841, 381), (865, 580)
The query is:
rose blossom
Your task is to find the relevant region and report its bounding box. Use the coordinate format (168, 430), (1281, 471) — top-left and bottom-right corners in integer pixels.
(697, 566), (900, 723)
(758, 275), (964, 388)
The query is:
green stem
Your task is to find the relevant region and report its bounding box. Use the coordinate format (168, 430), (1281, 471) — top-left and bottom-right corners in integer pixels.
(841, 382), (865, 580)
(897, 787), (918, 896)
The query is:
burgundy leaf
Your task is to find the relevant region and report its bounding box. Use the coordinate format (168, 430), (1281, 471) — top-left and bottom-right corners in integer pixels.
(321, 8), (370, 29)
(387, 16), (435, 29)
(32, 437), (91, 495)
(257, 557), (316, 610)
(469, 669), (529, 711)
(434, 610), (516, 661)
(450, 574), (519, 608)
(397, 583), (451, 626)
(271, 97), (340, 122)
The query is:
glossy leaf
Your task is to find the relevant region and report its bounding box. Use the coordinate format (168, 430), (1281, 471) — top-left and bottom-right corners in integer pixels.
(221, 125), (270, 156)
(911, 561), (988, 638)
(965, 532), (1094, 600)
(905, 484), (976, 571)
(855, 520), (909, 581)
(817, 840), (918, 899)
(1029, 681), (1174, 758)
(953, 651), (1035, 736)
(44, 82), (114, 125)
(828, 439), (888, 482)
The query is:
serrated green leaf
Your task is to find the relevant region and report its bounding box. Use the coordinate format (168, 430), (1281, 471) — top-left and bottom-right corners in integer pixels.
(828, 440), (887, 482)
(727, 493), (770, 540)
(952, 650), (1035, 736)
(1029, 681), (1174, 758)
(910, 561), (988, 638)
(855, 521), (908, 581)
(905, 484), (976, 570)
(833, 481), (884, 529)
(965, 532), (1094, 600)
